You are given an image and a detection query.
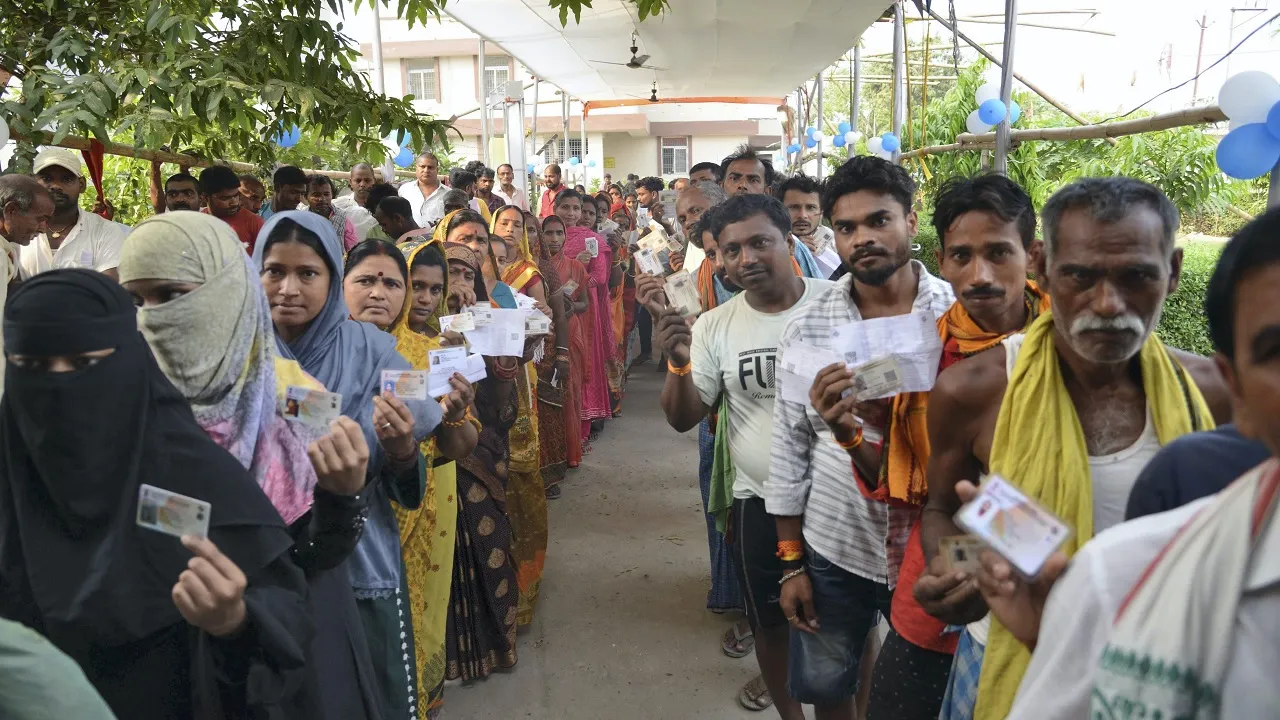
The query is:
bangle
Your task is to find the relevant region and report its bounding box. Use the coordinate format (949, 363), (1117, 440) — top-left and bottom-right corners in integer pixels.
(836, 427), (864, 450)
(776, 540), (804, 562)
(778, 567), (806, 586)
(668, 360), (692, 376)
(442, 410), (470, 428)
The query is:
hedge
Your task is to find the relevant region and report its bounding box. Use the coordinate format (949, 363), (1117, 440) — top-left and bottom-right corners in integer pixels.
(909, 216), (1219, 355)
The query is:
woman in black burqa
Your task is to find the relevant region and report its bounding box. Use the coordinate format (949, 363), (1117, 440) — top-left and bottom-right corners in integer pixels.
(0, 269), (316, 719)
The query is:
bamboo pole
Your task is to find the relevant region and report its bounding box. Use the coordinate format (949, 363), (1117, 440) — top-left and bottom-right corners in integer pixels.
(21, 131), (415, 179)
(956, 105), (1226, 144)
(899, 140), (999, 159)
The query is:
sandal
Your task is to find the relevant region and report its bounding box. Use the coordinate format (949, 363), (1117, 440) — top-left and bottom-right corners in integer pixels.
(545, 484), (562, 500)
(737, 674), (773, 712)
(721, 619), (754, 658)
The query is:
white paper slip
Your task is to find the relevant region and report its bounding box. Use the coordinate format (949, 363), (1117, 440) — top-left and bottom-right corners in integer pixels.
(283, 386), (342, 428)
(137, 484), (211, 539)
(514, 292), (536, 311)
(637, 207), (650, 226)
(829, 312), (943, 393)
(463, 308), (526, 356)
(776, 342), (845, 404)
(463, 353), (488, 384)
(427, 347), (468, 398)
(636, 247), (665, 276)
(664, 270), (701, 318)
(525, 311), (552, 335)
(440, 312), (475, 333)
(846, 355), (905, 401)
(598, 218), (620, 235)
(585, 237), (599, 258)
(560, 279), (579, 297)
(381, 369), (428, 401)
(954, 475), (1072, 579)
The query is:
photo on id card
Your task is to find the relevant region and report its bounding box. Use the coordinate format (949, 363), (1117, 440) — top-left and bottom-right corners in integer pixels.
(953, 475), (1071, 578)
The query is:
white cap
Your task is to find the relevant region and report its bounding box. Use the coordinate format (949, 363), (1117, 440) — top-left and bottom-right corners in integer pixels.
(32, 147), (84, 178)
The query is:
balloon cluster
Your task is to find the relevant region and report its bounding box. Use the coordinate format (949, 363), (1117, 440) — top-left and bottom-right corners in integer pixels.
(274, 125), (301, 149)
(1215, 71), (1280, 180)
(382, 133), (415, 167)
(964, 81), (1021, 136)
(832, 120), (862, 148)
(787, 122), (863, 154)
(866, 132), (900, 160)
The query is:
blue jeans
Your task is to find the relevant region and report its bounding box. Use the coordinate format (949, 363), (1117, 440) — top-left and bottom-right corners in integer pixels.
(787, 545), (892, 705)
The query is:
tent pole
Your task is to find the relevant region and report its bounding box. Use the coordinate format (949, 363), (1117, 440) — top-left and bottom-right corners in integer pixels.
(561, 91), (569, 165)
(891, 1), (905, 162)
(994, 0), (1018, 174)
(794, 88), (802, 170)
(530, 77), (539, 169)
(580, 99), (588, 184)
(479, 38), (489, 166)
(851, 43), (861, 158)
(816, 71), (825, 179)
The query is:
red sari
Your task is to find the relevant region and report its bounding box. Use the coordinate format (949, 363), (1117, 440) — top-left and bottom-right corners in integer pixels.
(549, 252), (590, 466)
(563, 226), (615, 432)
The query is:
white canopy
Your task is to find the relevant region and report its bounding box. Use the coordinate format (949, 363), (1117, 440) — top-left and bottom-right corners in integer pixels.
(443, 0), (888, 102)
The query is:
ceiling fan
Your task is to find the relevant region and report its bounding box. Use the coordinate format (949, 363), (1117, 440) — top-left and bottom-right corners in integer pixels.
(591, 31), (667, 71)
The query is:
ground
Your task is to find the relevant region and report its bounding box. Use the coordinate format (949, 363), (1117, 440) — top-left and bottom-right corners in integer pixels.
(442, 369), (779, 719)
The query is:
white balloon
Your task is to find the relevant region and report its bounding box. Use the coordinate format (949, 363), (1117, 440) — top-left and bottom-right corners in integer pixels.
(844, 130), (862, 145)
(975, 81), (1001, 106)
(813, 130), (826, 142)
(876, 149), (895, 161)
(382, 133), (402, 154)
(867, 136), (883, 154)
(0, 117), (8, 149)
(966, 110), (994, 136)
(1218, 71), (1280, 124)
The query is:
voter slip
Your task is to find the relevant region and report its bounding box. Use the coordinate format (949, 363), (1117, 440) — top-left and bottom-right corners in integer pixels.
(525, 311), (552, 335)
(954, 475), (1071, 579)
(664, 270), (701, 319)
(137, 484), (211, 539)
(636, 247), (665, 276)
(462, 308), (526, 356)
(283, 386), (342, 429)
(470, 307), (495, 327)
(561, 279), (579, 297)
(427, 347), (468, 398)
(381, 369), (428, 401)
(585, 237), (599, 258)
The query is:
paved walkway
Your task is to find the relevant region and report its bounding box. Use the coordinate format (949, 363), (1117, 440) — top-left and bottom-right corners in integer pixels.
(442, 369), (776, 719)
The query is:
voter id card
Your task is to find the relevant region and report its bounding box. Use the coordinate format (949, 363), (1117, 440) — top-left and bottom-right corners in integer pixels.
(137, 484), (210, 539)
(939, 535), (985, 574)
(381, 369), (428, 401)
(282, 386), (342, 429)
(954, 475), (1071, 578)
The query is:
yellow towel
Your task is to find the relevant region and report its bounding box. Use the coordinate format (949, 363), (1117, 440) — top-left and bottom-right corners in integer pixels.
(973, 310), (1215, 720)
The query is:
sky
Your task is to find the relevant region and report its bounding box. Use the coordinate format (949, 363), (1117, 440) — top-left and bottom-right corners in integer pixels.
(855, 0), (1279, 114)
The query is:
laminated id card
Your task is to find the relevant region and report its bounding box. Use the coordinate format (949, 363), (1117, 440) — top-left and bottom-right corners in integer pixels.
(953, 475), (1071, 578)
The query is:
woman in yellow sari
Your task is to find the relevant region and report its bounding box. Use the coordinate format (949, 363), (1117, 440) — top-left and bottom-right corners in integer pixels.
(488, 205), (550, 627)
(387, 232), (480, 719)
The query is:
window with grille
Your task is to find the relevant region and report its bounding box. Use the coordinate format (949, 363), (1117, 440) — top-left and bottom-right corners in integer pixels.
(554, 137), (588, 164)
(405, 59), (437, 101)
(483, 55), (509, 97)
(661, 137), (689, 175)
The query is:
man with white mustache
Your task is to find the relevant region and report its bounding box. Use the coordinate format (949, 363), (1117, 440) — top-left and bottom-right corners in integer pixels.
(915, 176), (1232, 720)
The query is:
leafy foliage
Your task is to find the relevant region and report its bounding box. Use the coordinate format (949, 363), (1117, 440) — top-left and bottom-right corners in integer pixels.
(1155, 242), (1223, 356)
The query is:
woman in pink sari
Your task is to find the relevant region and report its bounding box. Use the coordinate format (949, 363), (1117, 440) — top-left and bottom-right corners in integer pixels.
(553, 189), (615, 443)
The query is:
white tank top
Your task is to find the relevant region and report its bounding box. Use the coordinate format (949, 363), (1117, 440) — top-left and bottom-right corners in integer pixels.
(968, 333), (1161, 644)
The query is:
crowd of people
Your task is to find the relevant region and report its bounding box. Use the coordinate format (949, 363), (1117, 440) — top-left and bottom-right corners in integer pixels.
(0, 134), (1275, 720)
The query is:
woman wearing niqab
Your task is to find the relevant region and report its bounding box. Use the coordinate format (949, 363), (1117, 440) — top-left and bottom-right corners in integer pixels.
(0, 269), (313, 719)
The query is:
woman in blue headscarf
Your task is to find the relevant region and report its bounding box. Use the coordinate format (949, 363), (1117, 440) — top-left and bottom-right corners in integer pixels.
(253, 210), (445, 720)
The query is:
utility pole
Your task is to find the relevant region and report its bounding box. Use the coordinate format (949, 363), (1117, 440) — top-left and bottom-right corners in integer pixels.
(1192, 13), (1209, 102)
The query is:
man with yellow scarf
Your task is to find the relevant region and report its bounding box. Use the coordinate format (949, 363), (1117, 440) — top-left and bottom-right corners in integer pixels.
(916, 177), (1231, 720)
(807, 173), (1048, 720)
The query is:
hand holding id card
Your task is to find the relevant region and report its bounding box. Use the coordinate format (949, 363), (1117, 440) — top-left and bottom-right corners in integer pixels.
(953, 475), (1071, 578)
(137, 484), (211, 539)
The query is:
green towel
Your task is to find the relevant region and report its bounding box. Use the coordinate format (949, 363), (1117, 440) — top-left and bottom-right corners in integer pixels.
(709, 399), (736, 533)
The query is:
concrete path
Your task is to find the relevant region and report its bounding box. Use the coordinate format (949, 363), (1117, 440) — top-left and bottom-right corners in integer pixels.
(442, 368), (774, 719)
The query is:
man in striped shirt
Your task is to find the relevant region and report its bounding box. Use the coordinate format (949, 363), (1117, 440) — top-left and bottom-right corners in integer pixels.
(767, 156), (954, 719)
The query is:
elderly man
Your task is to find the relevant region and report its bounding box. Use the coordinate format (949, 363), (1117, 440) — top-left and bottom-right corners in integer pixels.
(492, 163), (529, 212)
(398, 152), (447, 227)
(916, 177), (1230, 720)
(334, 162), (379, 242)
(0, 176), (52, 395)
(23, 148), (128, 280)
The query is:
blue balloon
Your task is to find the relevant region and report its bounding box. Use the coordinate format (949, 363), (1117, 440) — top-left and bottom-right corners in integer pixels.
(1216, 123), (1280, 179)
(394, 146), (414, 168)
(527, 163), (536, 174)
(275, 125), (300, 148)
(568, 156), (580, 166)
(1008, 100), (1022, 125)
(837, 120), (852, 135)
(789, 143), (802, 154)
(805, 137), (818, 148)
(1268, 99), (1280, 141)
(881, 132), (900, 152)
(832, 134), (847, 148)
(805, 126), (817, 138)
(588, 160), (597, 167)
(978, 99), (1008, 126)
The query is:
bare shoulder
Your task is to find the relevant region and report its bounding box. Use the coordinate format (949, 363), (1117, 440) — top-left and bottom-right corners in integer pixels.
(1167, 347), (1232, 424)
(931, 344), (1009, 418)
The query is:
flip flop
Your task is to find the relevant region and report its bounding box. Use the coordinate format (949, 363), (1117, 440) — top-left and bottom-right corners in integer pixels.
(737, 674), (773, 712)
(545, 484), (562, 500)
(721, 620), (755, 658)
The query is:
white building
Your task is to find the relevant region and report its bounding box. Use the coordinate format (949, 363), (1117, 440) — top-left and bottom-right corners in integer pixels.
(344, 7), (785, 186)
